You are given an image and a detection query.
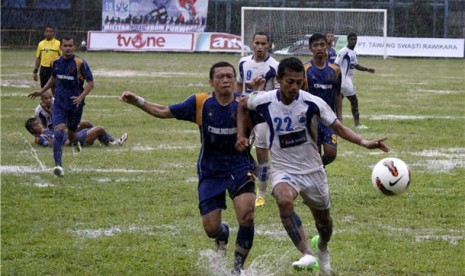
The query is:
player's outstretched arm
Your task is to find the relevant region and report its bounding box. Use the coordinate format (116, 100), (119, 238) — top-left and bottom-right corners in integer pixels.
(120, 91), (174, 119)
(28, 76), (56, 99)
(235, 97), (250, 152)
(331, 120), (389, 152)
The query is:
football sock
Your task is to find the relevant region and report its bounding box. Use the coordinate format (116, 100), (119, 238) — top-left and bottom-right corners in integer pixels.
(281, 211), (303, 247)
(53, 129), (66, 166)
(98, 132), (115, 145)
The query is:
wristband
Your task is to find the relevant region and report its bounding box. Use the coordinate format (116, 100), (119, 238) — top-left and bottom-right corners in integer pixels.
(33, 68), (38, 74)
(136, 96), (145, 107)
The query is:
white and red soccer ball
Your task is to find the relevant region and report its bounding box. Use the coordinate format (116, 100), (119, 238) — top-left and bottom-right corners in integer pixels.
(371, 157), (411, 196)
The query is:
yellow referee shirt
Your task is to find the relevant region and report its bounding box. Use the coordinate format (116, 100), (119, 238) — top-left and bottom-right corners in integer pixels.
(36, 38), (61, 68)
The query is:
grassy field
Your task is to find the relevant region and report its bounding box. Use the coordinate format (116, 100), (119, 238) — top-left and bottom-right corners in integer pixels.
(1, 49), (464, 276)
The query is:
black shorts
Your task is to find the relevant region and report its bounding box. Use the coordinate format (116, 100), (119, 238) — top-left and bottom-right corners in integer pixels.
(39, 67), (52, 88)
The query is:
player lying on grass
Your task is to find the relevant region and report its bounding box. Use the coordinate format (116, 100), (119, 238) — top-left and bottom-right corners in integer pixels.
(25, 117), (127, 149)
(120, 61), (257, 275)
(235, 57), (389, 275)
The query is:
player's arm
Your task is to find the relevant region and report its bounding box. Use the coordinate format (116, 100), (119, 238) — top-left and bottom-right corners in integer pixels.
(335, 73), (343, 121)
(235, 97), (250, 152)
(72, 79), (94, 107)
(120, 91), (174, 119)
(28, 76), (56, 99)
(33, 57), (41, 81)
(355, 64), (375, 73)
(331, 120), (389, 151)
(236, 81), (244, 93)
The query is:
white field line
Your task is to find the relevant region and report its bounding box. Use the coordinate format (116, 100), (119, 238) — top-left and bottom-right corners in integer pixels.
(20, 132), (46, 171)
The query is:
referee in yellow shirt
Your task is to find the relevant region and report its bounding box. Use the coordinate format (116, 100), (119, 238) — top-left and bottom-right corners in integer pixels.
(33, 26), (61, 94)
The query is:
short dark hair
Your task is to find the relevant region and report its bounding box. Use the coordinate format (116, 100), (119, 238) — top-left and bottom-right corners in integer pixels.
(25, 118), (37, 135)
(277, 57), (304, 78)
(308, 33), (326, 46)
(347, 32), (357, 39)
(209, 61), (236, 80)
(252, 31), (270, 42)
(60, 37), (75, 44)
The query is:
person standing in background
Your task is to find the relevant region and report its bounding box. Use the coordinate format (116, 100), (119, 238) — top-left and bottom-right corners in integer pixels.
(335, 32), (375, 129)
(33, 26), (61, 95)
(325, 32), (337, 63)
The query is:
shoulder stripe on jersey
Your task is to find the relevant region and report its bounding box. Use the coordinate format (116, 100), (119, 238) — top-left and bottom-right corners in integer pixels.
(74, 57), (84, 81)
(195, 92), (213, 125)
(328, 63), (341, 74)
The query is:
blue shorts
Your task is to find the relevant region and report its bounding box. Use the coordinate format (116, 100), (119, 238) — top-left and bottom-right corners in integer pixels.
(198, 170), (255, 216)
(52, 104), (83, 132)
(317, 120), (337, 148)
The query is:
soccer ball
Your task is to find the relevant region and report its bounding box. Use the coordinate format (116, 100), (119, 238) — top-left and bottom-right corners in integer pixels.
(371, 157), (411, 196)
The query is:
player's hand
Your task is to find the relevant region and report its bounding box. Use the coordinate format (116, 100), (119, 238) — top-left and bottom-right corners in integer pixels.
(28, 91), (41, 99)
(120, 91), (139, 105)
(235, 137), (249, 152)
(33, 74), (38, 81)
(361, 137), (389, 152)
(71, 95), (84, 107)
(251, 76), (265, 91)
(368, 68), (375, 73)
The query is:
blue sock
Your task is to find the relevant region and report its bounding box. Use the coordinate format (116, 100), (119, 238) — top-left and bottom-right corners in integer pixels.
(98, 132), (114, 145)
(53, 129), (66, 167)
(234, 224), (254, 270)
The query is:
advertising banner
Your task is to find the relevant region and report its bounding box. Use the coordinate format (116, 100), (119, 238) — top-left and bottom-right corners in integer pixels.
(88, 31), (195, 51)
(102, 0), (208, 32)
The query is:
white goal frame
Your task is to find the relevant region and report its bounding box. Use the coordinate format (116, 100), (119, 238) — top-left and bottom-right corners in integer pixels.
(241, 7), (388, 59)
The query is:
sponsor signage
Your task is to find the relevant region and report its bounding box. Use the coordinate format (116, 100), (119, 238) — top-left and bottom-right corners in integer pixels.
(196, 33), (242, 52)
(88, 31), (195, 51)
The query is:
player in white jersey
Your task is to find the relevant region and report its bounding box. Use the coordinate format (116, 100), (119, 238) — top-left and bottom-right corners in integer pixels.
(335, 32), (375, 129)
(236, 57), (389, 274)
(34, 90), (54, 130)
(237, 32), (279, 207)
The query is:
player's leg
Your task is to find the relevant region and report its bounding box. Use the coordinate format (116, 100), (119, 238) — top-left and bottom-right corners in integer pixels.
(77, 120), (94, 131)
(300, 169), (334, 274)
(271, 171), (316, 269)
(67, 106), (84, 151)
(254, 122), (270, 206)
(52, 123), (67, 177)
(83, 127), (106, 145)
(231, 178), (256, 273)
(198, 179), (229, 254)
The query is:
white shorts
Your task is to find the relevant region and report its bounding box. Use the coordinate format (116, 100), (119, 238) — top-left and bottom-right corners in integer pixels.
(341, 78), (356, 97)
(270, 168), (330, 210)
(249, 122), (269, 149)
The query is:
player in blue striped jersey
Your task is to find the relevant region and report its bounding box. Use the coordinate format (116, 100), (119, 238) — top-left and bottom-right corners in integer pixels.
(29, 37), (94, 177)
(325, 32), (337, 64)
(120, 62), (256, 274)
(236, 57), (389, 274)
(303, 33), (342, 166)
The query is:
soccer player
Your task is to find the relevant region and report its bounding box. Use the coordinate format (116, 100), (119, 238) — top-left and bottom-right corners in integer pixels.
(325, 32), (337, 63)
(120, 62), (256, 274)
(335, 32), (375, 129)
(235, 57), (389, 274)
(237, 31), (279, 207)
(303, 33), (342, 166)
(28, 37), (94, 178)
(25, 118), (127, 149)
(33, 26), (61, 94)
(34, 90), (54, 130)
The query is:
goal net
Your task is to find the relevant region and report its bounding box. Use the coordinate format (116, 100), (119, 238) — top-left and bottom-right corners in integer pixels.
(241, 7), (387, 58)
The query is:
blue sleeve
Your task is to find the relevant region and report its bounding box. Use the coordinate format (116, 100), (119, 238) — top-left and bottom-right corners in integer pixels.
(80, 60), (94, 81)
(36, 135), (50, 147)
(168, 94), (197, 122)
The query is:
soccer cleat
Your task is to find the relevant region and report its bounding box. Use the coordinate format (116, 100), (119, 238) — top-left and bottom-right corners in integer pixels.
(214, 222), (229, 256)
(311, 235), (319, 251)
(292, 254), (317, 271)
(73, 141), (82, 152)
(255, 195), (265, 207)
(53, 166), (64, 177)
(110, 133), (128, 146)
(355, 124), (368, 129)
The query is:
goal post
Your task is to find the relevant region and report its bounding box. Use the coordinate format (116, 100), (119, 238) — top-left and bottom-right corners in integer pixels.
(241, 7), (388, 59)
